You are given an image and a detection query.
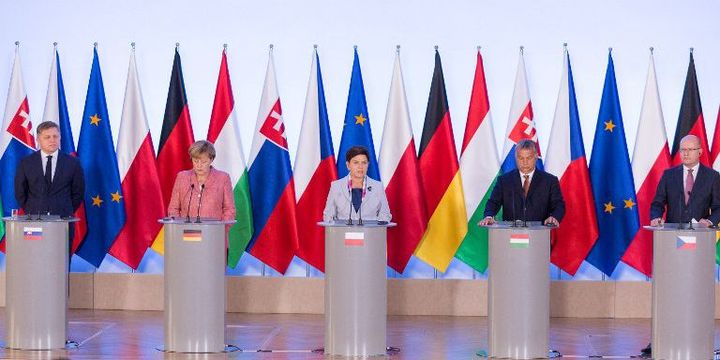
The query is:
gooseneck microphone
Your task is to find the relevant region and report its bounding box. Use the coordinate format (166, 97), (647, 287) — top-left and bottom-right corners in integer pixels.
(346, 185), (353, 225)
(687, 191), (694, 230)
(358, 185), (366, 226)
(185, 184), (195, 223)
(511, 188), (517, 227)
(196, 184), (206, 223)
(522, 193), (528, 228)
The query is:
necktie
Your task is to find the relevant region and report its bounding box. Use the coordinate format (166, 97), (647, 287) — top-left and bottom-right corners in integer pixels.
(685, 168), (694, 204)
(45, 155), (53, 186)
(523, 174), (530, 197)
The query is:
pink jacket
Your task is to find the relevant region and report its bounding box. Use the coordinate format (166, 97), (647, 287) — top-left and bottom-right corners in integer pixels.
(167, 168), (236, 221)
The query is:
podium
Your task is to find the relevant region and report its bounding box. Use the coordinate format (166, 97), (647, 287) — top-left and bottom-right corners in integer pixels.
(3, 215), (78, 350)
(159, 218), (235, 353)
(319, 220), (395, 357)
(645, 223), (715, 360)
(482, 221), (552, 359)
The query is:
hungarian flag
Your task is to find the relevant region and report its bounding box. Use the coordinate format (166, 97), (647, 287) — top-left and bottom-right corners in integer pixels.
(75, 47), (127, 267)
(544, 49), (598, 276)
(501, 50), (542, 174)
(587, 52), (640, 276)
(247, 48), (299, 274)
(207, 48), (254, 269)
(455, 49), (500, 273)
(414, 50), (467, 272)
(670, 52), (710, 166)
(337, 48), (380, 180)
(152, 48), (195, 254)
(0, 45), (35, 249)
(294, 48), (336, 272)
(623, 52), (671, 276)
(111, 49), (165, 269)
(42, 46), (88, 254)
(378, 49), (427, 273)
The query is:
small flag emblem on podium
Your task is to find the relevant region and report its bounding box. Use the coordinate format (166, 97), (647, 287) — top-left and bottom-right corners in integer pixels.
(344, 232), (364, 247)
(676, 235), (696, 250)
(183, 229), (202, 242)
(23, 227), (43, 241)
(510, 233), (530, 248)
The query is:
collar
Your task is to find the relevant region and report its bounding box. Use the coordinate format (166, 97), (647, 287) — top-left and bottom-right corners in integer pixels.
(41, 149), (59, 158)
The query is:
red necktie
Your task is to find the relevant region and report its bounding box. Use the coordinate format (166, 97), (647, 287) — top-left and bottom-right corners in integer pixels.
(685, 168), (694, 204)
(523, 174), (530, 197)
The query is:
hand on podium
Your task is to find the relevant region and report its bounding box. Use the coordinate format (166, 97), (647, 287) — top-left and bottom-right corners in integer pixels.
(478, 216), (496, 226)
(544, 216), (559, 227)
(650, 217), (664, 227)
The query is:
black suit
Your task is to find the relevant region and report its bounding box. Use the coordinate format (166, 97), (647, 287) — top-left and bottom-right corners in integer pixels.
(484, 168), (565, 222)
(15, 151), (84, 216)
(650, 164), (720, 224)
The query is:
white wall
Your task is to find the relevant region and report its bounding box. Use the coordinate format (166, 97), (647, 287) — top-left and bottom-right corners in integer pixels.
(2, 0), (719, 279)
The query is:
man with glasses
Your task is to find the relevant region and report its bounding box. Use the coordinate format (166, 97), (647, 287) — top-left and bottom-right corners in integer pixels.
(650, 134), (720, 227)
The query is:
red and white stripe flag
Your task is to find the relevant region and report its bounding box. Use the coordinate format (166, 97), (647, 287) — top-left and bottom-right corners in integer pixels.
(622, 52), (671, 276)
(111, 50), (165, 269)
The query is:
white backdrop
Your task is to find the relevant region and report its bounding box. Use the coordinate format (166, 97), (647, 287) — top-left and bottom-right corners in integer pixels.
(1, 0), (719, 279)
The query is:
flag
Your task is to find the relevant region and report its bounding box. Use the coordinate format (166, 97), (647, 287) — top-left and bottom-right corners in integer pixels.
(622, 52), (671, 276)
(207, 48), (254, 268)
(337, 48), (379, 180)
(501, 50), (543, 173)
(711, 106), (720, 265)
(23, 227), (42, 241)
(75, 47), (127, 267)
(587, 52), (640, 276)
(544, 49), (599, 276)
(246, 48), (299, 274)
(509, 233), (530, 248)
(670, 52), (710, 166)
(42, 46), (88, 253)
(0, 46), (35, 250)
(294, 48), (336, 272)
(111, 49), (165, 269)
(454, 48), (500, 273)
(676, 235), (697, 250)
(378, 49), (427, 273)
(414, 50), (467, 272)
(152, 48), (195, 254)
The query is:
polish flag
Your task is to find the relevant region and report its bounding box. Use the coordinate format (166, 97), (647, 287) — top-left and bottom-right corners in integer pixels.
(623, 53), (671, 276)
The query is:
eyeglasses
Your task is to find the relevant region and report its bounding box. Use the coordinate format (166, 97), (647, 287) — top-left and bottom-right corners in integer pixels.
(679, 148), (700, 154)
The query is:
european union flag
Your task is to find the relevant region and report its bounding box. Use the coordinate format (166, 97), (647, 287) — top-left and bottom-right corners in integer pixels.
(336, 48), (380, 180)
(75, 48), (126, 267)
(587, 52), (640, 276)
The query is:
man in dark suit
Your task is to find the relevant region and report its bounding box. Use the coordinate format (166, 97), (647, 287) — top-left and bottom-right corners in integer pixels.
(479, 139), (565, 226)
(650, 134), (720, 227)
(14, 121), (84, 217)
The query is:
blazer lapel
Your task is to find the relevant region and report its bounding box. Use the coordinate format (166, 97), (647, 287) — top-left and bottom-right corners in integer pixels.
(526, 171), (541, 199)
(341, 176), (352, 202)
(688, 166), (707, 205)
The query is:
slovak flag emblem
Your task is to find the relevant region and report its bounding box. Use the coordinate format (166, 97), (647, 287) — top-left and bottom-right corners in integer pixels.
(23, 227), (42, 241)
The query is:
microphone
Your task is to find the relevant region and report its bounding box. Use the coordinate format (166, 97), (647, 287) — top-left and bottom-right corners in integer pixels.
(522, 193), (528, 228)
(358, 184), (366, 226)
(185, 184), (195, 223)
(346, 185), (353, 226)
(511, 188), (517, 227)
(195, 184), (206, 223)
(687, 191), (694, 230)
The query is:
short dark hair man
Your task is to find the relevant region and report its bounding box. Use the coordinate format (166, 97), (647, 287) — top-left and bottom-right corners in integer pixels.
(14, 121), (84, 217)
(479, 139), (565, 226)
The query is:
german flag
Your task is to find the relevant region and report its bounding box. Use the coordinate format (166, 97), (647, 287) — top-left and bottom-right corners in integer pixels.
(414, 50), (467, 272)
(670, 51), (710, 166)
(152, 48), (195, 253)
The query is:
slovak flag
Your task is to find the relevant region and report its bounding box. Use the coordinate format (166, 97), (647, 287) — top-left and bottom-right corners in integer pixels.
(0, 45), (35, 248)
(294, 47), (337, 272)
(501, 49), (542, 173)
(544, 48), (599, 275)
(247, 47), (300, 274)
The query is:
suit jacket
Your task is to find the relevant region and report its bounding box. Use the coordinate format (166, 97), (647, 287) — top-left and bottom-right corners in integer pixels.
(650, 164), (720, 224)
(484, 168), (565, 222)
(14, 151), (84, 217)
(167, 168), (236, 221)
(323, 176), (392, 222)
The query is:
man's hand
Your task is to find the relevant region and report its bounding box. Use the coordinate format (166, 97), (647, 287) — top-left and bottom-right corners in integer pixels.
(478, 216), (496, 226)
(650, 218), (664, 227)
(699, 219), (713, 227)
(544, 216), (559, 226)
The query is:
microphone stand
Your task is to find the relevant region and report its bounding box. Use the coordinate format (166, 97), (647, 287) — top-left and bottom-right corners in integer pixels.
(511, 189), (517, 228)
(687, 191), (694, 230)
(346, 186), (353, 226)
(185, 184), (195, 223)
(195, 184), (206, 223)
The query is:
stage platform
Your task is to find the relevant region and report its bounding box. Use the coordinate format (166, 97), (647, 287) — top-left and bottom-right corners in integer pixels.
(0, 309), (717, 359)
